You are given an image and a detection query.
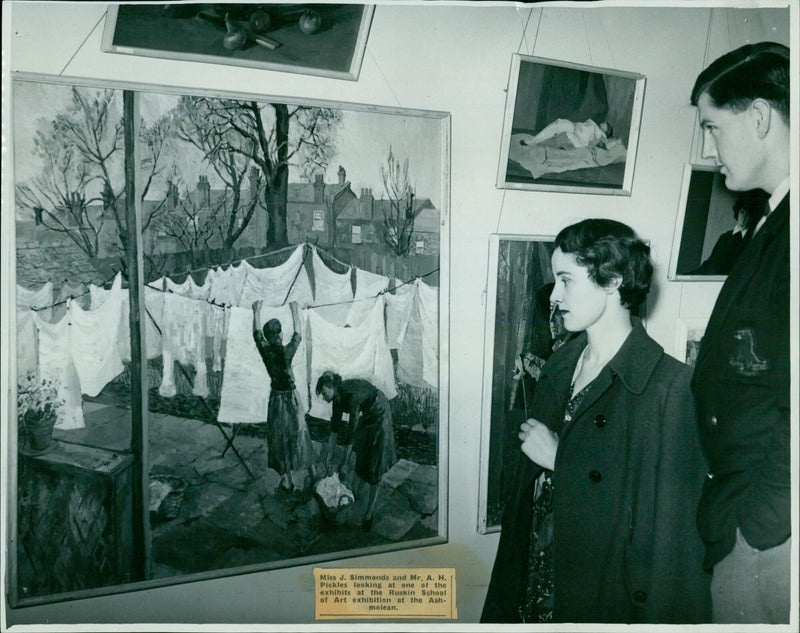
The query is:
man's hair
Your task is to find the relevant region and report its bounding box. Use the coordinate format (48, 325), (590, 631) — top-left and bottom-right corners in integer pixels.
(691, 42), (789, 124)
(554, 219), (652, 310)
(315, 370), (342, 396)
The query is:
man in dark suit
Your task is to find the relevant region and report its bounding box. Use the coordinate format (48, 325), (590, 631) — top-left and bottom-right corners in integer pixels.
(690, 42), (790, 624)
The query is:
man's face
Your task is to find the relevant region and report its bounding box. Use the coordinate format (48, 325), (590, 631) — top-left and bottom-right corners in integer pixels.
(697, 93), (765, 192)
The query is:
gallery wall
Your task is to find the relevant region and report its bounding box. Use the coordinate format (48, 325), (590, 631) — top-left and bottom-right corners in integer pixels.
(2, 1), (792, 626)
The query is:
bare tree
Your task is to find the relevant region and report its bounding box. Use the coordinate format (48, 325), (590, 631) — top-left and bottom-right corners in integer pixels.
(175, 96), (263, 249)
(173, 97), (341, 248)
(379, 147), (416, 257)
(154, 183), (219, 253)
(15, 87), (173, 261)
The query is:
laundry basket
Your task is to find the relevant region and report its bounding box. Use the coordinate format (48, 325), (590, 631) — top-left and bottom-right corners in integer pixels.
(314, 473), (354, 524)
(149, 474), (187, 522)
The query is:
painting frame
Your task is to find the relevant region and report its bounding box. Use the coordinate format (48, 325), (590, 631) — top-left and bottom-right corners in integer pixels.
(674, 317), (708, 367)
(5, 71), (450, 607)
(668, 162), (763, 281)
(101, 3), (375, 81)
(496, 53), (646, 196)
(478, 234), (558, 534)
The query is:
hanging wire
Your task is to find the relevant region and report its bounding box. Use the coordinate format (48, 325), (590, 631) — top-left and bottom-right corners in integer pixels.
(495, 189), (508, 234)
(690, 9), (716, 164)
(516, 7), (537, 55)
(59, 9), (107, 76)
(366, 49), (402, 108)
(140, 241), (438, 312)
(581, 9), (594, 67)
(596, 12), (617, 69)
(28, 270), (120, 312)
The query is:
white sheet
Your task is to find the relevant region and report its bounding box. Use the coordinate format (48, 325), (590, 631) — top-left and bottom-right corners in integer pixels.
(217, 305), (309, 424)
(307, 297), (396, 420)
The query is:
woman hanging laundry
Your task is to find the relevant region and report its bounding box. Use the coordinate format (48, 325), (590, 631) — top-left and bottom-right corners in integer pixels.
(251, 299), (312, 493)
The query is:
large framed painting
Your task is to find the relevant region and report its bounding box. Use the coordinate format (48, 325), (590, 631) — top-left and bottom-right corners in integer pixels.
(101, 3), (375, 81)
(478, 235), (561, 533)
(668, 163), (770, 281)
(4, 73), (449, 606)
(497, 54), (646, 196)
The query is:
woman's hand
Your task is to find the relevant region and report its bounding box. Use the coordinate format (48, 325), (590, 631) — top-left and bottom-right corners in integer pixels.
(519, 418), (559, 470)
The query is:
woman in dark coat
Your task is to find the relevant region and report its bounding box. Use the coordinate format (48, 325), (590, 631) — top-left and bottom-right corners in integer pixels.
(316, 371), (397, 532)
(482, 219), (710, 624)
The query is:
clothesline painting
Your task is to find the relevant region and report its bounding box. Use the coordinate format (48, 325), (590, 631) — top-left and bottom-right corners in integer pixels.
(497, 54), (646, 196)
(9, 74), (448, 606)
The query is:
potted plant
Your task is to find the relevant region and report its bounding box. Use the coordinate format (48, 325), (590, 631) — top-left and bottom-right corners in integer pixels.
(17, 372), (63, 452)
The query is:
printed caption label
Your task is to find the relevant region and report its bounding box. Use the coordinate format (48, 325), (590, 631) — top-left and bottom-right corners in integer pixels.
(314, 567), (457, 619)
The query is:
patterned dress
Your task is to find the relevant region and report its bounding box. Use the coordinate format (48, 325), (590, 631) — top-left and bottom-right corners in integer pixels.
(518, 382), (591, 623)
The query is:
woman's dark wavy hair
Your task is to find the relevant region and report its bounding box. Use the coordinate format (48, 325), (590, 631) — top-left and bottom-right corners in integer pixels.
(315, 370), (342, 396)
(691, 42), (789, 124)
(554, 219), (652, 310)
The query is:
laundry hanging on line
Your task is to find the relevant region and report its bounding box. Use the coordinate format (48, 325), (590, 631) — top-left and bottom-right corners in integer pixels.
(397, 278), (439, 390)
(307, 296), (397, 420)
(217, 304), (310, 424)
(311, 247), (353, 326)
(345, 268), (391, 327)
(238, 244), (314, 308)
(32, 309), (85, 430)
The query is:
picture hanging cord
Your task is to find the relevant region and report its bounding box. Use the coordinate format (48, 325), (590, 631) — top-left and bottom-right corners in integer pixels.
(366, 49), (402, 108)
(496, 7), (541, 235)
(581, 9), (594, 67)
(495, 188), (508, 234)
(596, 12), (616, 70)
(58, 9), (107, 76)
(690, 8), (716, 164)
(517, 7), (540, 56)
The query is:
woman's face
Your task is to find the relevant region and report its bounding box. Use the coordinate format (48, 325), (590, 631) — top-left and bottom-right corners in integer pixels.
(320, 385), (335, 403)
(549, 247), (614, 333)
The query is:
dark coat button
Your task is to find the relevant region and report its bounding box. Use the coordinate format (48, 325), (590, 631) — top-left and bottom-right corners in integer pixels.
(588, 470), (602, 483)
(633, 590), (647, 603)
(594, 414), (607, 428)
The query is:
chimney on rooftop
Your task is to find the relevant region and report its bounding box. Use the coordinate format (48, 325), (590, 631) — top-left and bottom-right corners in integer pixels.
(249, 167), (261, 202)
(313, 173), (325, 203)
(338, 165), (346, 185)
(360, 188), (374, 219)
(197, 175), (211, 207)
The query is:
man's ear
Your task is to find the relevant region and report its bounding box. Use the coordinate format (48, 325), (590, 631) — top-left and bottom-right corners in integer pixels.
(751, 99), (773, 139)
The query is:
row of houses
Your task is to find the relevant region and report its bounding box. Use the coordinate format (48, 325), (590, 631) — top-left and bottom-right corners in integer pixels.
(16, 166), (440, 260)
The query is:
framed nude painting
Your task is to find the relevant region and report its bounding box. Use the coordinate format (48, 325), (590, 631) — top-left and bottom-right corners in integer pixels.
(497, 54), (646, 196)
(5, 73), (449, 606)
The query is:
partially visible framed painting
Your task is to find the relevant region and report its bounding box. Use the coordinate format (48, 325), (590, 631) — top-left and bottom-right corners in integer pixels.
(674, 317), (708, 367)
(102, 3), (374, 81)
(478, 235), (561, 533)
(668, 163), (769, 281)
(497, 54), (646, 196)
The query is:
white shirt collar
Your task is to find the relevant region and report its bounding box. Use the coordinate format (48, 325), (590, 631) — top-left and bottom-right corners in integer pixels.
(753, 176), (790, 235)
(768, 176), (790, 212)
